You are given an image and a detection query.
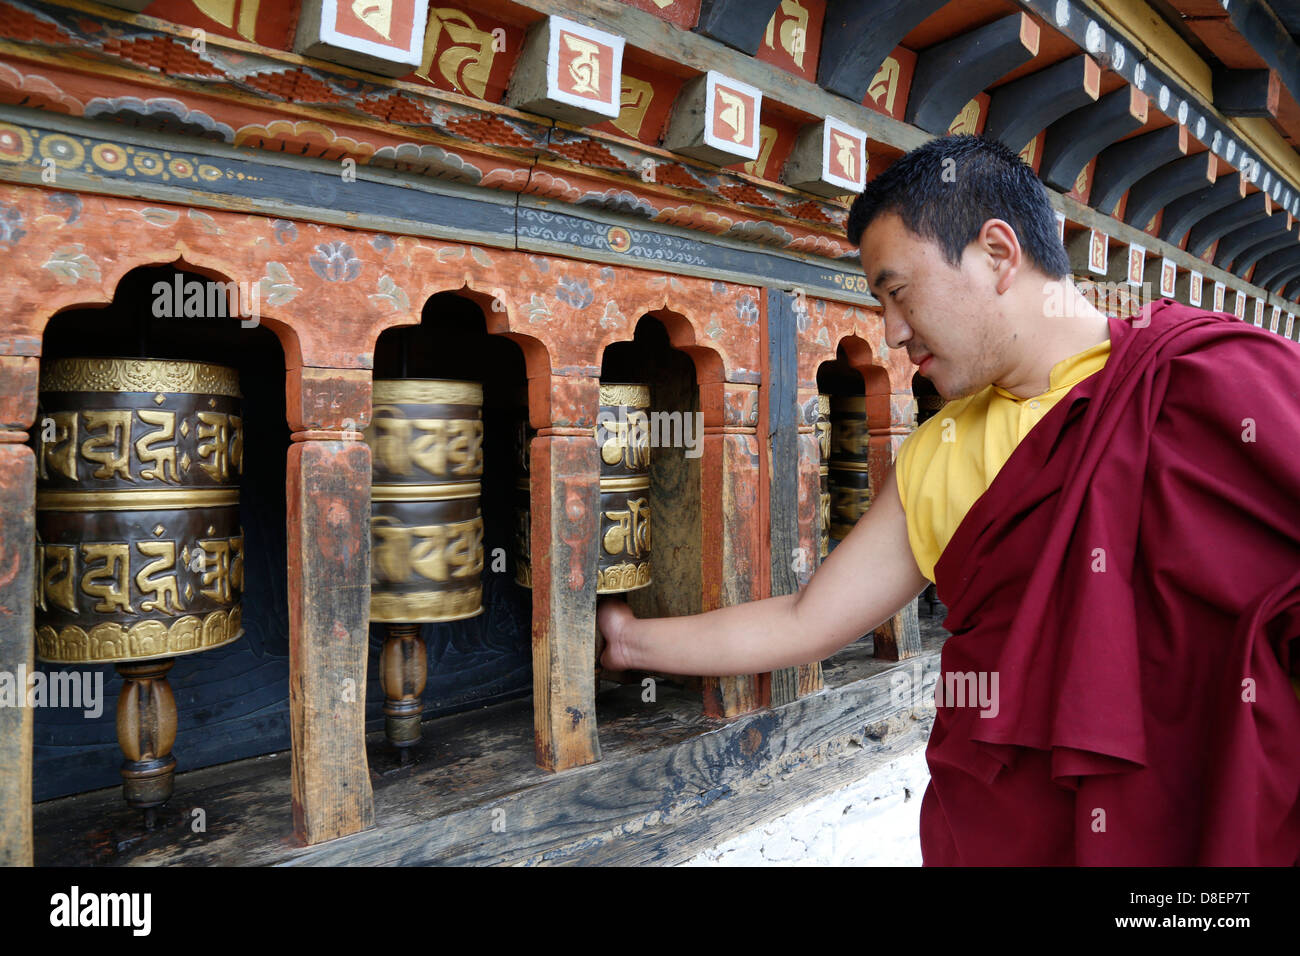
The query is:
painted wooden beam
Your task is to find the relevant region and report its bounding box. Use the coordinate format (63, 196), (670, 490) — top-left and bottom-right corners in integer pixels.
(1090, 124), (1189, 216)
(1230, 231), (1299, 277)
(694, 0), (784, 54)
(1213, 68), (1281, 118)
(817, 0), (949, 102)
(1214, 216), (1294, 271)
(1160, 176), (1249, 244)
(1222, 0), (1300, 107)
(1249, 246), (1300, 290)
(1123, 152), (1217, 230)
(906, 13), (1041, 134)
(984, 54), (1101, 152)
(1187, 194), (1272, 257)
(1041, 86), (1148, 193)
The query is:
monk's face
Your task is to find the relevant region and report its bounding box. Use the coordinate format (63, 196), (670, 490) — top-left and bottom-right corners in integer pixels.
(859, 211), (1009, 401)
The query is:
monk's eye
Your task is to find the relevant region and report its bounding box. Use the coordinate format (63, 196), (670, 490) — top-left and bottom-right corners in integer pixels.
(889, 287), (904, 300)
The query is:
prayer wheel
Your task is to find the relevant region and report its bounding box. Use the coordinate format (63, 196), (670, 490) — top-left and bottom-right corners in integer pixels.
(513, 386), (535, 589)
(816, 394), (831, 559)
(365, 378), (485, 756)
(32, 356), (244, 824)
(828, 395), (872, 541)
(596, 383), (652, 594)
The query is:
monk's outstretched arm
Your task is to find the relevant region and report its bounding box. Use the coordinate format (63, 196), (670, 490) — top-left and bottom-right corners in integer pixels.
(597, 466), (929, 677)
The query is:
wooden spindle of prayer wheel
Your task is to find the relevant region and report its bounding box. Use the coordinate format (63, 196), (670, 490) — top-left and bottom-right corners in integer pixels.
(379, 623), (426, 760)
(32, 356), (246, 825)
(115, 658), (177, 830)
(366, 379), (485, 759)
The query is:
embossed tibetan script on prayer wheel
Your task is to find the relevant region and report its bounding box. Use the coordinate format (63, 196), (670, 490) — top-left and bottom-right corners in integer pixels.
(596, 383), (652, 594)
(816, 394), (831, 558)
(828, 395), (872, 542)
(365, 378), (485, 754)
(32, 356), (245, 820)
(367, 379), (486, 621)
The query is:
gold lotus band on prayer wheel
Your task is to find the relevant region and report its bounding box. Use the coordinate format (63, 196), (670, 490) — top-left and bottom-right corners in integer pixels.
(36, 607), (244, 664)
(599, 383), (650, 407)
(372, 379), (483, 406)
(39, 356), (242, 397)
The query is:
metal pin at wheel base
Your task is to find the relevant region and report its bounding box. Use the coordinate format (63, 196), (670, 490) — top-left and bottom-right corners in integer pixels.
(32, 356), (245, 820)
(365, 378), (485, 753)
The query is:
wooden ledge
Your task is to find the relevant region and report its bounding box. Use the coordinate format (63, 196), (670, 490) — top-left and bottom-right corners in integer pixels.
(34, 626), (948, 866)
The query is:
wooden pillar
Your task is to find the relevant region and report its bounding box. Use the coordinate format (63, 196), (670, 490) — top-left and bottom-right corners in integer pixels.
(764, 290), (823, 705)
(870, 387), (922, 660)
(530, 375), (601, 771)
(699, 381), (762, 717)
(285, 367), (375, 844)
(0, 352), (37, 866)
(794, 385), (825, 695)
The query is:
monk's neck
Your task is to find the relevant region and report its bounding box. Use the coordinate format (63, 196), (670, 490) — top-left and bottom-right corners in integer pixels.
(995, 313), (1111, 399)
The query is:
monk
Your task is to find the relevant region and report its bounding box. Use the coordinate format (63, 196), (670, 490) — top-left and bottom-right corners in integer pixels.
(596, 133), (1300, 865)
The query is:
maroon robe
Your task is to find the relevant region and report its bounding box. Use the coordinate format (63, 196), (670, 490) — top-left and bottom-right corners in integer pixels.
(923, 298), (1300, 865)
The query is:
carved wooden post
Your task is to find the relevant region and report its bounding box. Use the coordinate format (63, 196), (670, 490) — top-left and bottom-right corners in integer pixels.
(531, 375), (601, 770)
(765, 289), (823, 705)
(285, 366), (375, 844)
(0, 351), (38, 866)
(699, 381), (762, 717)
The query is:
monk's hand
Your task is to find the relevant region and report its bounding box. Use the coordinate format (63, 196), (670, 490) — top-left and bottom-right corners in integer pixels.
(596, 596), (635, 672)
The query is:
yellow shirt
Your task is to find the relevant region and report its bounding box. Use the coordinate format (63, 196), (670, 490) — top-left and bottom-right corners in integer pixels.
(895, 337), (1112, 582)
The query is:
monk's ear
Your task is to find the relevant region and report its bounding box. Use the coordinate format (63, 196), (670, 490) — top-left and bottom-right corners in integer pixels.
(976, 219), (1022, 294)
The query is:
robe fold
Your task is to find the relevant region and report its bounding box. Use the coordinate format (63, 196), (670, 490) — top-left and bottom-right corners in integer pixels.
(922, 298), (1300, 865)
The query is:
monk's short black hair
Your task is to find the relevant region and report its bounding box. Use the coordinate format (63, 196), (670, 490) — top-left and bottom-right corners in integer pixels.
(845, 133), (1070, 280)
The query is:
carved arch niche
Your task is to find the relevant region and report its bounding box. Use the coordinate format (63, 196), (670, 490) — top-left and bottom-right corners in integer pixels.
(32, 259), (292, 812)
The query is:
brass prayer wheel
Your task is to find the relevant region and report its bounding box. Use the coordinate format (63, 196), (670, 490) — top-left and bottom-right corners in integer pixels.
(816, 394), (831, 559)
(596, 383), (652, 594)
(364, 378), (485, 755)
(513, 386), (535, 589)
(32, 356), (244, 821)
(366, 379), (486, 623)
(828, 395), (872, 541)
